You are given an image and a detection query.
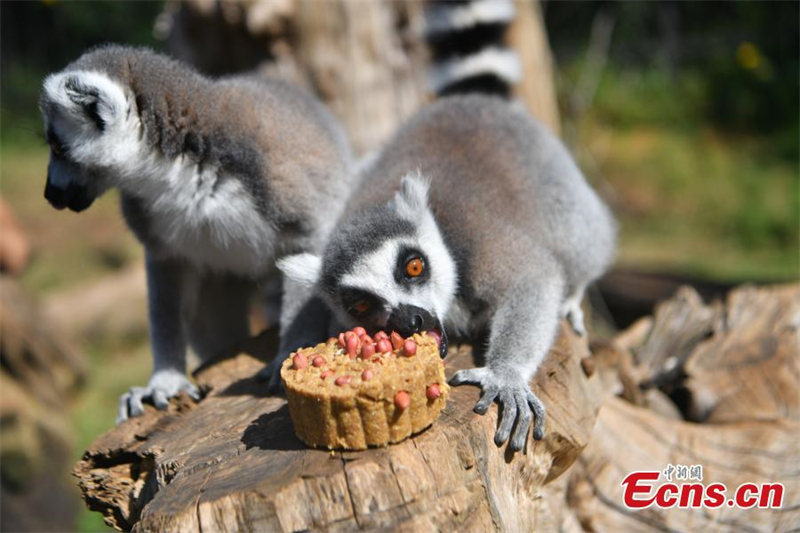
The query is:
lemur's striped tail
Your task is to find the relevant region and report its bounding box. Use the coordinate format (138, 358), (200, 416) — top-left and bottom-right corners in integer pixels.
(425, 0), (520, 97)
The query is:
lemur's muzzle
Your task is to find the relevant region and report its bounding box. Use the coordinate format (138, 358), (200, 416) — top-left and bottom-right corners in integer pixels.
(45, 159), (95, 212)
(45, 180), (95, 212)
(387, 304), (448, 358)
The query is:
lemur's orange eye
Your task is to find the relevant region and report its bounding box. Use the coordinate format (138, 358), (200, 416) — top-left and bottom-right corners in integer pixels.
(405, 257), (424, 278)
(352, 300), (371, 315)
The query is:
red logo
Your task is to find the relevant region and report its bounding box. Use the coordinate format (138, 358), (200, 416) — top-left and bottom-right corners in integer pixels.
(621, 467), (783, 510)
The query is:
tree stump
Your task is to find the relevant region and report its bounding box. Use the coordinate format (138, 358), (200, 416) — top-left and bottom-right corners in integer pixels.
(74, 324), (598, 532)
(75, 283), (799, 532)
(157, 0), (561, 155)
(570, 283), (799, 532)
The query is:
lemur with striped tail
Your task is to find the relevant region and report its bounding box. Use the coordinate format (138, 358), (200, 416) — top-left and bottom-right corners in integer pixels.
(269, 0), (616, 451)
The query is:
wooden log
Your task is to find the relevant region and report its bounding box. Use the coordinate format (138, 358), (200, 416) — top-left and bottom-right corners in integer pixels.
(74, 325), (599, 532)
(568, 396), (799, 532)
(595, 267), (741, 329)
(74, 283), (799, 531)
(508, 0), (561, 134)
(158, 0), (561, 154)
(570, 283), (799, 532)
(682, 284), (799, 423)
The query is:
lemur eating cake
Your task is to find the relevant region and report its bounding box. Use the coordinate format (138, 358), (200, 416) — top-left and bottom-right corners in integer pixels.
(269, 0), (617, 451)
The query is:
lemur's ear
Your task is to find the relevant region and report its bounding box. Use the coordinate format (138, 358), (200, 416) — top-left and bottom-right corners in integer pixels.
(278, 253), (322, 287)
(42, 71), (125, 132)
(390, 172), (430, 216)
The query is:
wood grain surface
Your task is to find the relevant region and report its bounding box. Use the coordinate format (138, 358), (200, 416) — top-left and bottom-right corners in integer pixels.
(76, 324), (598, 532)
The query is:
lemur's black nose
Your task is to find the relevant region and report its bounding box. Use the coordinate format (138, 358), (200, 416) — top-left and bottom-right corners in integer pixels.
(44, 180), (68, 210)
(387, 304), (436, 337)
(45, 157), (96, 212)
(45, 180), (95, 212)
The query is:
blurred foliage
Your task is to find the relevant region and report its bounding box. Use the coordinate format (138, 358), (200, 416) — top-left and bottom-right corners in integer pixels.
(1, 4), (161, 530)
(0, 146), (141, 295)
(545, 0), (799, 161)
(546, 0), (798, 281)
(1, 0), (164, 146)
(572, 113), (798, 280)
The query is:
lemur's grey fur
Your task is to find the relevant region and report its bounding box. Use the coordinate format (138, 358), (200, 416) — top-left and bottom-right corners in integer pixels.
(270, 0), (616, 451)
(277, 96), (616, 450)
(39, 45), (352, 422)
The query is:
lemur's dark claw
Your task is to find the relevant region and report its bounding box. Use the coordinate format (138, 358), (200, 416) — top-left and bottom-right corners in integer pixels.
(451, 367), (547, 449)
(527, 389), (546, 440)
(510, 395), (533, 451)
(116, 371), (200, 424)
(474, 386), (498, 414)
(448, 373), (467, 387)
(494, 391), (516, 446)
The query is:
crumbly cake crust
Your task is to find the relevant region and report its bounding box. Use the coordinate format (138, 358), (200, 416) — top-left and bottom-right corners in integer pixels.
(281, 331), (449, 450)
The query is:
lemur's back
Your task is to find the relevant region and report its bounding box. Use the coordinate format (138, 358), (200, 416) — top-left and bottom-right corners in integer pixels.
(274, 0), (616, 450)
(354, 94), (615, 300)
(62, 46), (352, 259)
(66, 46), (348, 176)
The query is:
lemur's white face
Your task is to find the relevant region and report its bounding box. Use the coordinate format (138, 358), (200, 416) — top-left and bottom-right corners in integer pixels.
(280, 174), (458, 354)
(40, 71), (135, 211)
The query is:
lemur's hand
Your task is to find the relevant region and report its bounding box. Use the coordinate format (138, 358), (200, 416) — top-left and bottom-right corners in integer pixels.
(256, 353), (288, 394)
(116, 369), (201, 424)
(449, 367), (545, 451)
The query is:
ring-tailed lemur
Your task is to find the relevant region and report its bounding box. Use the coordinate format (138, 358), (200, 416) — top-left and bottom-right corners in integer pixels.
(39, 45), (353, 423)
(270, 1), (616, 451)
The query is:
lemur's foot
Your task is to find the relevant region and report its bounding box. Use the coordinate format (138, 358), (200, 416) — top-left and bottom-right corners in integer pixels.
(561, 298), (586, 336)
(116, 369), (201, 424)
(256, 354), (288, 394)
(449, 367), (546, 451)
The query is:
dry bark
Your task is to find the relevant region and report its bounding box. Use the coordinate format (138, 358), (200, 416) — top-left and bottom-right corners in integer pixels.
(74, 283), (799, 532)
(74, 325), (598, 532)
(570, 284), (799, 532)
(508, 0), (561, 135)
(158, 0), (561, 154)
